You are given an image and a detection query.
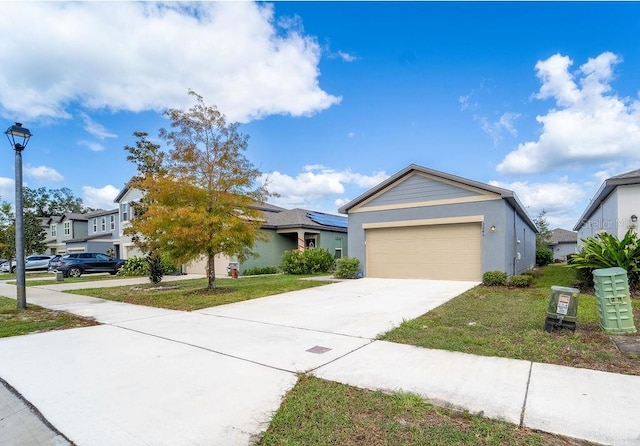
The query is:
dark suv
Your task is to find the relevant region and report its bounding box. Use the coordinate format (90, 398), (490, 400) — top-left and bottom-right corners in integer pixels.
(57, 253), (125, 278)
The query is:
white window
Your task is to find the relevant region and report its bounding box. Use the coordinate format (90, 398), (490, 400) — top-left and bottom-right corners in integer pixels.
(121, 203), (129, 222)
(51, 224), (57, 237)
(335, 238), (343, 258)
(101, 217), (106, 232)
(92, 218), (97, 232)
(110, 215), (115, 231)
(64, 221), (71, 236)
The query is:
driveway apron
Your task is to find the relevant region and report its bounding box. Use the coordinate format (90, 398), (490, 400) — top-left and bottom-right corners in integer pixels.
(0, 277), (477, 445)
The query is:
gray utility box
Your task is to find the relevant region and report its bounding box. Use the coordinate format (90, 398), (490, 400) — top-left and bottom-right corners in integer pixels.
(545, 285), (580, 332)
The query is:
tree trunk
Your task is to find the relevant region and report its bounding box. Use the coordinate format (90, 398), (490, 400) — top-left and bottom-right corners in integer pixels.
(207, 254), (216, 290)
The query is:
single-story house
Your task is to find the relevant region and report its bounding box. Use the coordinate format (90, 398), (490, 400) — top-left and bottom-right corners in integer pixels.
(574, 168), (640, 245)
(113, 183), (347, 275)
(339, 164), (537, 281)
(237, 206), (348, 273)
(548, 228), (577, 261)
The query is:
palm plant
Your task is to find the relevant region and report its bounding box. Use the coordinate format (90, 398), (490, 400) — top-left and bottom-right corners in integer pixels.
(568, 228), (640, 290)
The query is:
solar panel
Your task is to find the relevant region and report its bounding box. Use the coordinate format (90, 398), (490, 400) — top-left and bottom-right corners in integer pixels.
(306, 211), (348, 228)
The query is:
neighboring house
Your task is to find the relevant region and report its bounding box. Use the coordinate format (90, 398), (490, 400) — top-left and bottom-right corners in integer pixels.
(43, 210), (119, 255)
(113, 184), (144, 261)
(65, 209), (120, 255)
(574, 169), (640, 245)
(41, 216), (60, 255)
(548, 228), (577, 261)
(113, 183), (348, 276)
(237, 206), (348, 273)
(44, 213), (88, 255)
(339, 164), (537, 281)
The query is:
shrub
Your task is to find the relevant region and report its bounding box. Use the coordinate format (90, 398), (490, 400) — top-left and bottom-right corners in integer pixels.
(482, 270), (507, 286)
(281, 248), (335, 275)
(243, 266), (279, 276)
(146, 252), (164, 284)
(118, 256), (147, 276)
(334, 257), (360, 279)
(568, 229), (640, 290)
(509, 274), (533, 287)
(536, 248), (554, 266)
(118, 254), (177, 278)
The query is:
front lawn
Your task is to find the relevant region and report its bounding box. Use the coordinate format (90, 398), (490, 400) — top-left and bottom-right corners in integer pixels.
(24, 273), (129, 286)
(67, 275), (334, 311)
(259, 375), (591, 446)
(0, 296), (97, 338)
(381, 264), (640, 376)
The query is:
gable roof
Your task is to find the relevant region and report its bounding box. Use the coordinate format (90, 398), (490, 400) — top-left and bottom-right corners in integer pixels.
(59, 213), (89, 223)
(84, 208), (119, 218)
(574, 169), (640, 231)
(549, 228), (577, 245)
(338, 164), (536, 231)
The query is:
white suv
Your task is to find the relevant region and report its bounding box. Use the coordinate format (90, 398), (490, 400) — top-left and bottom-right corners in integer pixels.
(0, 255), (53, 273)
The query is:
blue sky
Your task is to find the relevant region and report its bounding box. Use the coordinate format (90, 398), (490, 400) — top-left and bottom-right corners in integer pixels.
(2, 2), (640, 230)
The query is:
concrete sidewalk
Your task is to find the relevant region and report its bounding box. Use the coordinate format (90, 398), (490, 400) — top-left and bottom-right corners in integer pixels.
(1, 278), (639, 445)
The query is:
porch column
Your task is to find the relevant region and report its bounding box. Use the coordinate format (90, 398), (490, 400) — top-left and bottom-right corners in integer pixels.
(297, 230), (305, 251)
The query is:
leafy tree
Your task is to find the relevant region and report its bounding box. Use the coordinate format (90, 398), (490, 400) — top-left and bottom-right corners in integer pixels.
(533, 210), (552, 249)
(126, 92), (269, 289)
(534, 210), (553, 266)
(124, 132), (168, 284)
(23, 187), (92, 216)
(0, 199), (46, 259)
(0, 201), (14, 260)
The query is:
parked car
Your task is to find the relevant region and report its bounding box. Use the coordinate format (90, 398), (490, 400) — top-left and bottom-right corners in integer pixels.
(0, 255), (53, 273)
(48, 255), (62, 271)
(57, 253), (125, 278)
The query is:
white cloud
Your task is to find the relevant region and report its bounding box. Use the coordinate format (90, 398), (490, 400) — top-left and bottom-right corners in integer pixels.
(0, 177), (14, 202)
(477, 112), (520, 145)
(82, 184), (120, 210)
(80, 113), (117, 139)
(336, 51), (357, 62)
(24, 165), (64, 182)
(0, 2), (340, 123)
(497, 52), (640, 175)
(459, 93), (477, 111)
(78, 140), (106, 152)
(261, 167), (388, 210)
(489, 177), (587, 229)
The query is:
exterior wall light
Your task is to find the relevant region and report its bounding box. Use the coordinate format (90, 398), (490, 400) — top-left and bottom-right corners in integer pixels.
(632, 215), (638, 223)
(490, 225), (496, 232)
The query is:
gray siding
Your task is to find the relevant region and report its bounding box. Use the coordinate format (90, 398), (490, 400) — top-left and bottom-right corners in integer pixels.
(552, 242), (577, 261)
(347, 199), (535, 277)
(363, 174), (481, 208)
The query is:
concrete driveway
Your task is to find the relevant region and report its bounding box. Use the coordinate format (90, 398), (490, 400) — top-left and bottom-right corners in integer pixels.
(0, 277), (476, 446)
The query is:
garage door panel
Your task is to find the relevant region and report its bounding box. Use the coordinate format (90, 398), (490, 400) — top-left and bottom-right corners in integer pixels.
(366, 223), (481, 280)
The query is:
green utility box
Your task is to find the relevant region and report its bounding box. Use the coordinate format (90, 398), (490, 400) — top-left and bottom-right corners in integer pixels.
(545, 285), (580, 332)
(592, 267), (637, 334)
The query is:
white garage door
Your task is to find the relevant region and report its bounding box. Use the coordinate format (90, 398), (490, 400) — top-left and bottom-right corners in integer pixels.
(365, 223), (482, 280)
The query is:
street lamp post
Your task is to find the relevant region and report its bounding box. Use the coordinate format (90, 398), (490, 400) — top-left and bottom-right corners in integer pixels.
(5, 123), (32, 310)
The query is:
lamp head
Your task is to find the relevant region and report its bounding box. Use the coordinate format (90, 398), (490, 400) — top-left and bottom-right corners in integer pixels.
(5, 122), (32, 151)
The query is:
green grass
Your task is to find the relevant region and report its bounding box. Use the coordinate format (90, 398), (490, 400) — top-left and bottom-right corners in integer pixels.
(381, 264), (640, 376)
(259, 375), (591, 446)
(24, 273), (129, 286)
(0, 271), (54, 281)
(67, 275), (333, 311)
(0, 296), (97, 338)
